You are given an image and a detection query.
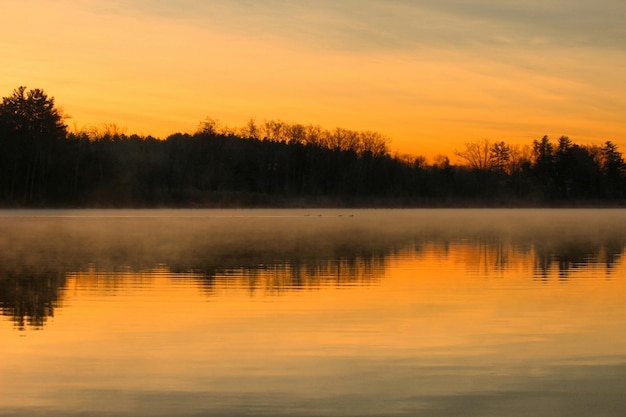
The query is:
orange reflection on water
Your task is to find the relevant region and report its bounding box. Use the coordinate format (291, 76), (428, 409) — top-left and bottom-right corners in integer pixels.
(386, 241), (626, 361)
(2, 238), (625, 416)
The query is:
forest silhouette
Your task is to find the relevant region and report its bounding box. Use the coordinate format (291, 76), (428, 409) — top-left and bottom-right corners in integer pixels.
(1, 86), (624, 207)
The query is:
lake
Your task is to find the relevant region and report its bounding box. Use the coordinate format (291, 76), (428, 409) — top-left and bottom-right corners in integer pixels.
(1, 209), (625, 417)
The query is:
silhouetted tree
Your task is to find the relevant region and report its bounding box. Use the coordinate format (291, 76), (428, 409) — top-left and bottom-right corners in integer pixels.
(599, 141), (626, 198)
(455, 139), (492, 170)
(489, 141), (511, 172)
(0, 87), (67, 202)
(532, 135), (554, 174)
(600, 141), (625, 177)
(530, 135), (556, 198)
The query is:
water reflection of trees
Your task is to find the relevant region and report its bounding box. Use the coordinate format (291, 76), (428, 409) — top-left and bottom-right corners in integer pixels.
(194, 256), (386, 296)
(534, 237), (623, 280)
(0, 216), (394, 329)
(0, 269), (66, 330)
(442, 235), (623, 281)
(1, 210), (624, 330)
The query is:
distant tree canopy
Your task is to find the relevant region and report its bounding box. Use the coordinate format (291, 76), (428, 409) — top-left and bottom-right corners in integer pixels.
(198, 117), (389, 157)
(0, 86), (624, 207)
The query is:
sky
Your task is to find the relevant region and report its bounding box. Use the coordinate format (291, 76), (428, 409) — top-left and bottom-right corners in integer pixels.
(2, 0), (625, 159)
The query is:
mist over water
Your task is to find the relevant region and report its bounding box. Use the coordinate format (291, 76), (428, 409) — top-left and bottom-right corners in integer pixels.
(1, 209), (625, 417)
(2, 208), (623, 271)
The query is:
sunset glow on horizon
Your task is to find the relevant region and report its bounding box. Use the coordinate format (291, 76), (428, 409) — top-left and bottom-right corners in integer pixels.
(3, 0), (625, 160)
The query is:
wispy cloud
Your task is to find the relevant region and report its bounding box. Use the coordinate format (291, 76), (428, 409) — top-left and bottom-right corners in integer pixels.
(99, 0), (626, 52)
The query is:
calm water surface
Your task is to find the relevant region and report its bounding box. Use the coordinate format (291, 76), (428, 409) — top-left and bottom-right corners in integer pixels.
(1, 209), (625, 417)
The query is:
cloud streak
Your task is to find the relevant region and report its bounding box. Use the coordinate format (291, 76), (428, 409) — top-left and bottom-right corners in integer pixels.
(103, 0), (626, 52)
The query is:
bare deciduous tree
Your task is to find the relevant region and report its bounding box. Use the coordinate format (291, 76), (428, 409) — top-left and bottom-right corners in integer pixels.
(455, 139), (492, 170)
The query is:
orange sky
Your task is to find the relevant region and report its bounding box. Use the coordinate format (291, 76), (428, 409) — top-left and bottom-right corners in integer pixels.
(2, 0), (625, 160)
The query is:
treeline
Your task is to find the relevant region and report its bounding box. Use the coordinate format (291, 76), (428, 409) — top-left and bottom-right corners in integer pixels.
(0, 86), (624, 207)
